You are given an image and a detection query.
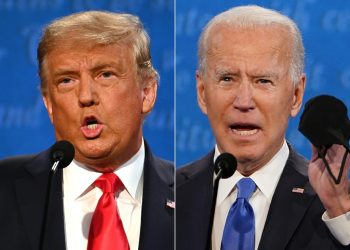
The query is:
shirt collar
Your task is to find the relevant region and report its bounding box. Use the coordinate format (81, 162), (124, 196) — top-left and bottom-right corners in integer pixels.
(63, 139), (145, 203)
(215, 140), (289, 205)
(115, 139), (145, 202)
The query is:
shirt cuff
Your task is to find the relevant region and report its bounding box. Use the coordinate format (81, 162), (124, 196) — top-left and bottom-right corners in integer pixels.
(322, 211), (350, 245)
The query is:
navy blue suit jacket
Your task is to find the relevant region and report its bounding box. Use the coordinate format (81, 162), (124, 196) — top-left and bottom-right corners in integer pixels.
(0, 142), (174, 250)
(177, 146), (348, 250)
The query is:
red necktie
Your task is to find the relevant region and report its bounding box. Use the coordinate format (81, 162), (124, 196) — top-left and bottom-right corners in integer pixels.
(87, 173), (130, 250)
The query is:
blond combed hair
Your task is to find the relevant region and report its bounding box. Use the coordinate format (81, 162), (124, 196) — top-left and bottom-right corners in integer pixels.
(38, 11), (159, 93)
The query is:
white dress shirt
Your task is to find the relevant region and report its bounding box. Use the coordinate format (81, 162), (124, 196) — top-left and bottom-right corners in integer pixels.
(211, 140), (350, 249)
(63, 140), (145, 250)
(211, 140), (288, 250)
(322, 207), (350, 245)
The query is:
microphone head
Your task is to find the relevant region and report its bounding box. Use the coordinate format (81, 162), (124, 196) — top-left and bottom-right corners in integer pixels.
(214, 152), (237, 179)
(50, 140), (75, 169)
(298, 95), (350, 150)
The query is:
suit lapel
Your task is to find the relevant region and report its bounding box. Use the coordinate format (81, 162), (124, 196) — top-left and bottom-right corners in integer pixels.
(176, 151), (215, 250)
(14, 150), (66, 250)
(138, 143), (174, 250)
(258, 148), (316, 250)
(14, 143), (173, 250)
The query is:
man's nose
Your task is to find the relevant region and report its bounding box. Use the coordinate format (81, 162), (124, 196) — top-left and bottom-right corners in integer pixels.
(233, 81), (255, 112)
(78, 76), (99, 107)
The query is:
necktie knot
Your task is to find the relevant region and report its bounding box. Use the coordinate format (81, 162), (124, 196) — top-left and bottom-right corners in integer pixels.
(94, 173), (122, 193)
(236, 177), (256, 199)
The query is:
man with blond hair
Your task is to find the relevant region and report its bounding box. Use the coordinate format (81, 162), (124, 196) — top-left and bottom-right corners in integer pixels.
(0, 11), (173, 250)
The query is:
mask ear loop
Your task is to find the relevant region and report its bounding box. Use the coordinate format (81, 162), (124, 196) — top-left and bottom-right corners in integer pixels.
(317, 145), (349, 184)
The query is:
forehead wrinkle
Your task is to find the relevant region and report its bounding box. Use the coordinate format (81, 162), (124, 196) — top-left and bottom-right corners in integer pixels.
(49, 54), (91, 74)
(204, 25), (292, 82)
(49, 48), (132, 77)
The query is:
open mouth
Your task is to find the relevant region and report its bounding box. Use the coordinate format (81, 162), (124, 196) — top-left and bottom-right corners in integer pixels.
(230, 123), (260, 136)
(81, 116), (103, 139)
(84, 116), (99, 130)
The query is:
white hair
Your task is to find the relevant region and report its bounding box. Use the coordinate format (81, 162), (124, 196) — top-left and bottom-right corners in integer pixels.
(198, 5), (305, 85)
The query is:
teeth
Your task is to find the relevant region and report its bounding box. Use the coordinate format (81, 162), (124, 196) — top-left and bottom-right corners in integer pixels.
(87, 124), (98, 130)
(232, 129), (258, 136)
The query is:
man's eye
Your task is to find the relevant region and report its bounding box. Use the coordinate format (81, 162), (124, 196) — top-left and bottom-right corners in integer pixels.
(101, 71), (113, 78)
(257, 79), (272, 84)
(59, 78), (72, 84)
(219, 76), (233, 83)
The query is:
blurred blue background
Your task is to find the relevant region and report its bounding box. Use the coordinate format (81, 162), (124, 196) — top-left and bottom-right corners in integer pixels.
(176, 0), (350, 167)
(0, 0), (174, 161)
(1, 0), (350, 169)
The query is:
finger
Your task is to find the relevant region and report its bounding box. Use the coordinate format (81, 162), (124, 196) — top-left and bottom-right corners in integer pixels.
(310, 145), (319, 162)
(341, 151), (350, 181)
(309, 157), (326, 172)
(325, 144), (345, 166)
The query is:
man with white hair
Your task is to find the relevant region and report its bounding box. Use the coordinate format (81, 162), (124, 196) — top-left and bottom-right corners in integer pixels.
(177, 5), (350, 250)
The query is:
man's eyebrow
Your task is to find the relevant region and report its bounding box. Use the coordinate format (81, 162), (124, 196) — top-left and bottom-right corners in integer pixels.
(250, 71), (279, 79)
(52, 68), (78, 77)
(90, 61), (129, 75)
(90, 62), (119, 71)
(214, 68), (239, 76)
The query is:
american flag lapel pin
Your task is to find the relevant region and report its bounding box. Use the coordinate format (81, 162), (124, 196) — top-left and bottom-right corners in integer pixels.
(292, 187), (304, 194)
(166, 199), (175, 209)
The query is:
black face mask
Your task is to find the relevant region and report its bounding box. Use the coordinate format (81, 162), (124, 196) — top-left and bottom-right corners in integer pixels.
(315, 145), (349, 184)
(298, 95), (350, 184)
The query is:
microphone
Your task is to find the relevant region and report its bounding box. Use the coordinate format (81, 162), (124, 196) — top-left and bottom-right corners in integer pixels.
(214, 153), (237, 179)
(207, 153), (237, 249)
(50, 140), (75, 172)
(40, 140), (75, 250)
(298, 95), (350, 184)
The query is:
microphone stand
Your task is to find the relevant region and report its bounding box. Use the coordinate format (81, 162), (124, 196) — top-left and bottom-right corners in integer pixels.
(39, 162), (60, 250)
(206, 169), (223, 250)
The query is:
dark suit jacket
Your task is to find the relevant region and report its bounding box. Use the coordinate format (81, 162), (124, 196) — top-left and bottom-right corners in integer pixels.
(177, 147), (349, 250)
(0, 142), (174, 250)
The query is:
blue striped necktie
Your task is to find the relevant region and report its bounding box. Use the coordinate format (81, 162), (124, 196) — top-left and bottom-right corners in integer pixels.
(221, 177), (256, 250)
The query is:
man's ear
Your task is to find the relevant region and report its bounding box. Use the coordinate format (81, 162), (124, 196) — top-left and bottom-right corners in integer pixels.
(141, 79), (158, 115)
(196, 71), (208, 115)
(290, 74), (306, 117)
(42, 93), (54, 124)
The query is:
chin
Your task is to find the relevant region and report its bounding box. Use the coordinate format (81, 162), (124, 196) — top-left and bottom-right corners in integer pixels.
(76, 142), (112, 161)
(86, 147), (113, 159)
(229, 148), (261, 164)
